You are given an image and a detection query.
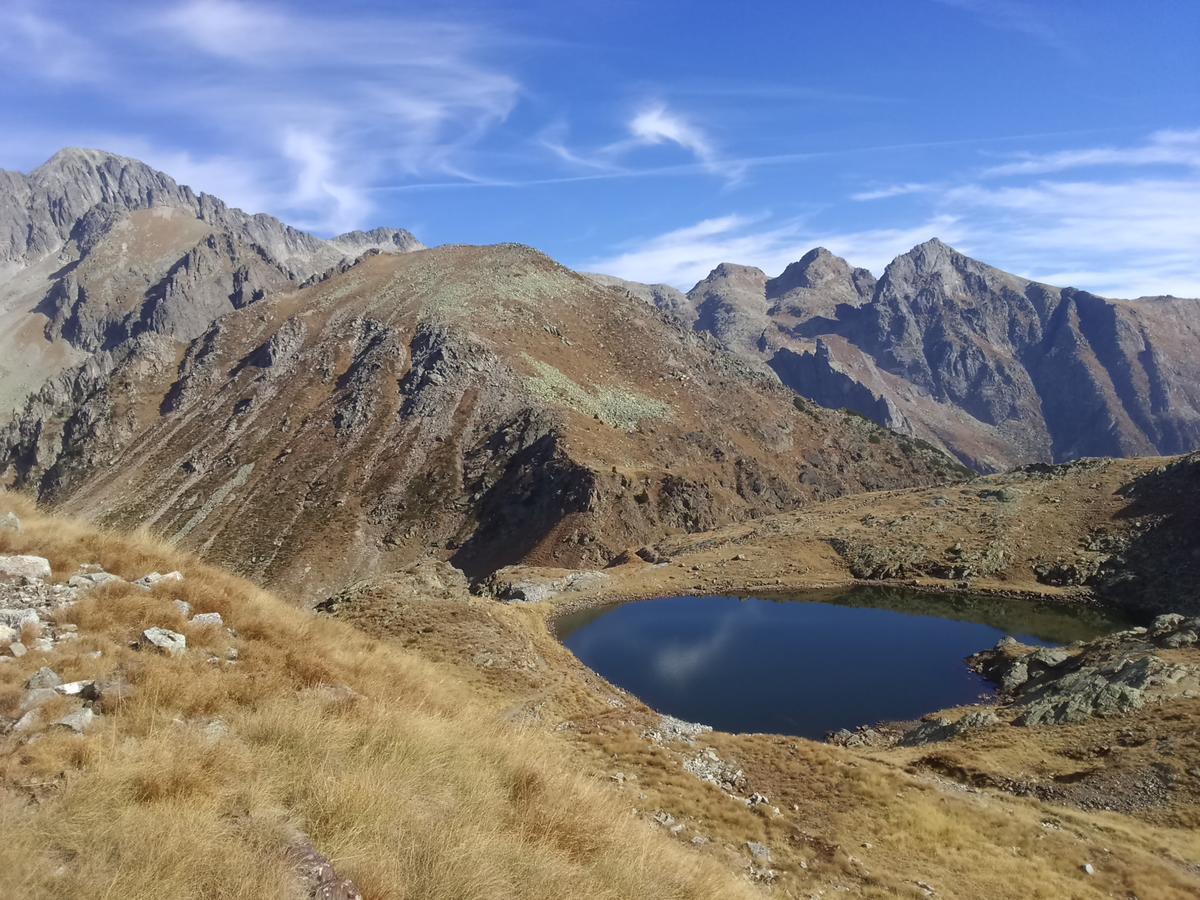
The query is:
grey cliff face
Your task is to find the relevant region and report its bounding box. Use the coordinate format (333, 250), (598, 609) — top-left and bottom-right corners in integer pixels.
(0, 147), (423, 419)
(594, 237), (1200, 472)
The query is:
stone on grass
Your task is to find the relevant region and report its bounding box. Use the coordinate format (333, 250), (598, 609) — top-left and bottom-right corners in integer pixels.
(0, 512), (19, 532)
(8, 641), (27, 657)
(54, 707), (95, 733)
(26, 666), (61, 689)
(56, 680), (98, 700)
(13, 708), (42, 732)
(190, 611), (224, 628)
(746, 841), (771, 863)
(20, 687), (59, 711)
(139, 626), (187, 656)
(134, 571), (184, 590)
(68, 571), (124, 591)
(0, 554), (51, 581)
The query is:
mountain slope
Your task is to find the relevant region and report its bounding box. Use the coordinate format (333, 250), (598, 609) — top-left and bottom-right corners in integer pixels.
(0, 494), (751, 900)
(0, 148), (420, 416)
(1, 241), (965, 597)
(602, 240), (1200, 471)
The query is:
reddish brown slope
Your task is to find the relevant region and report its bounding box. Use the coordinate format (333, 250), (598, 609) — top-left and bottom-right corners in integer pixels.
(2, 244), (965, 598)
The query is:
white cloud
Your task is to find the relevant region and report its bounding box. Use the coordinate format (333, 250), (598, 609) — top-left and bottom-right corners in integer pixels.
(0, 0), (521, 235)
(0, 4), (103, 82)
(942, 177), (1200, 296)
(831, 128), (1200, 298)
(981, 128), (1200, 177)
(546, 101), (744, 183)
(851, 182), (938, 201)
(628, 104), (718, 168)
(583, 212), (966, 289)
(934, 0), (1079, 59)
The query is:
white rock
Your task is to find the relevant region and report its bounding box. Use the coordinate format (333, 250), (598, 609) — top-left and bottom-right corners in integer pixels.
(8, 641), (27, 657)
(55, 707), (95, 733)
(0, 554), (51, 581)
(13, 708), (42, 732)
(20, 687), (59, 712)
(55, 680), (96, 698)
(1082, 863), (1095, 876)
(0, 624), (17, 644)
(0, 512), (20, 532)
(26, 666), (61, 689)
(139, 626), (187, 656)
(190, 611), (223, 628)
(135, 571), (184, 590)
(68, 572), (124, 591)
(0, 608), (40, 629)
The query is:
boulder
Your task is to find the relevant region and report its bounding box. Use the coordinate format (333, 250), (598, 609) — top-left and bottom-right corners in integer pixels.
(68, 571), (124, 591)
(190, 611), (224, 628)
(56, 680), (99, 700)
(746, 841), (772, 863)
(20, 687), (59, 712)
(901, 709), (1001, 746)
(26, 666), (61, 689)
(134, 571), (184, 590)
(139, 626), (187, 656)
(54, 707), (95, 733)
(0, 554), (51, 581)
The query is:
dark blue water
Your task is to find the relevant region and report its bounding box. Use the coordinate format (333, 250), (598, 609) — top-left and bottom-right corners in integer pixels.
(556, 588), (1122, 738)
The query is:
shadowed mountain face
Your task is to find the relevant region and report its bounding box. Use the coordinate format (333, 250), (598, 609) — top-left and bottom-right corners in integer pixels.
(596, 240), (1200, 471)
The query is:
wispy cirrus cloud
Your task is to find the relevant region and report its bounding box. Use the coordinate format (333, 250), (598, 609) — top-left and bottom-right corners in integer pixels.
(0, 0), (521, 234)
(980, 127), (1200, 176)
(848, 128), (1200, 297)
(545, 100), (747, 183)
(582, 212), (966, 289)
(933, 0), (1080, 59)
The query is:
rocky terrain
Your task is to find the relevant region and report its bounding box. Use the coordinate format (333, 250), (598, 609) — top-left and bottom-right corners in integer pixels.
(0, 148), (420, 417)
(0, 150), (974, 600)
(595, 240), (1200, 471)
(318, 500), (1200, 899)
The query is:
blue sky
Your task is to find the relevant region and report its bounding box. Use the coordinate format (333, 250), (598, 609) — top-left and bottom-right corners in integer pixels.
(1, 0), (1198, 296)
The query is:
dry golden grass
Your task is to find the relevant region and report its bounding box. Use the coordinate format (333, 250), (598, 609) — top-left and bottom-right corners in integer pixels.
(0, 494), (753, 900)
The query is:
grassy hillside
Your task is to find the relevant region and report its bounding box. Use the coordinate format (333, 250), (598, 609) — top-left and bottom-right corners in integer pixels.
(0, 493), (751, 899)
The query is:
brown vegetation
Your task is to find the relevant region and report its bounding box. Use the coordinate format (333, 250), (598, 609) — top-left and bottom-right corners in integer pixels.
(0, 494), (751, 899)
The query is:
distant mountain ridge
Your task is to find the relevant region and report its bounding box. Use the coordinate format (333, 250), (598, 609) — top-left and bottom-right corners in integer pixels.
(590, 240), (1200, 471)
(0, 148), (421, 415)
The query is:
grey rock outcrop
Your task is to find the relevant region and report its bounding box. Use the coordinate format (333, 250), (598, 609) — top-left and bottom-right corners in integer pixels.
(139, 626), (187, 656)
(601, 239), (1200, 471)
(970, 618), (1200, 726)
(0, 148), (422, 423)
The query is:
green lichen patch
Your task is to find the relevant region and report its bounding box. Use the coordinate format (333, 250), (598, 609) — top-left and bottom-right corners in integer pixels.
(521, 355), (670, 431)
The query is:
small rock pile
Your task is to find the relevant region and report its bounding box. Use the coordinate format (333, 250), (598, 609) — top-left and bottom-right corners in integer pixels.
(0, 527), (234, 740)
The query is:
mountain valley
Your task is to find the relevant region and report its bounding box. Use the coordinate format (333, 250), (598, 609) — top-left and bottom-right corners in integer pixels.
(1, 149), (1199, 899)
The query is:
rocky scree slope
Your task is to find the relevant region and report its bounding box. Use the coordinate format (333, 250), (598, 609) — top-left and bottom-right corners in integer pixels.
(594, 240), (1200, 471)
(1, 243), (965, 598)
(0, 148), (420, 416)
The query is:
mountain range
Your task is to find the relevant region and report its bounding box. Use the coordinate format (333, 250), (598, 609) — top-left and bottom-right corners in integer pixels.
(593, 242), (1200, 471)
(0, 150), (961, 595)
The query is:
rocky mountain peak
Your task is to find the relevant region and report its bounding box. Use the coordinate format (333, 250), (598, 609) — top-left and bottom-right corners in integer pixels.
(330, 226), (424, 255)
